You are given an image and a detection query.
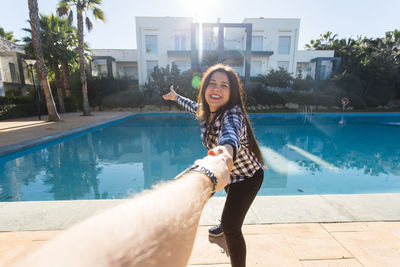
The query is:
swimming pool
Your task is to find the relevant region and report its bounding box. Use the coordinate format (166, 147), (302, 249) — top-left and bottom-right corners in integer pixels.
(1, 113), (399, 201)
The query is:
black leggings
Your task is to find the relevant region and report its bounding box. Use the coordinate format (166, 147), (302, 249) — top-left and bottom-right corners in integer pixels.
(221, 168), (264, 267)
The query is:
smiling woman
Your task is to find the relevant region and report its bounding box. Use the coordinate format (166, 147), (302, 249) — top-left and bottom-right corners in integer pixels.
(162, 63), (265, 267)
(205, 72), (231, 112)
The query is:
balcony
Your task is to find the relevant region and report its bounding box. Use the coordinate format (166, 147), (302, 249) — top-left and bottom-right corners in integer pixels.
(167, 50), (191, 57)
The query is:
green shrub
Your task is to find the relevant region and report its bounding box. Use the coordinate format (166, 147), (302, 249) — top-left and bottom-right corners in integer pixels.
(364, 96), (380, 107)
(348, 95), (367, 109)
(0, 96), (34, 105)
(0, 103), (37, 120)
(279, 92), (314, 105)
(103, 90), (145, 109)
(248, 88), (284, 105)
(292, 78), (314, 92)
(334, 73), (364, 96)
(0, 97), (10, 105)
(259, 67), (293, 88)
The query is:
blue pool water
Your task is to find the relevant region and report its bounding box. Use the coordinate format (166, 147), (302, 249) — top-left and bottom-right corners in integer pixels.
(1, 113), (400, 201)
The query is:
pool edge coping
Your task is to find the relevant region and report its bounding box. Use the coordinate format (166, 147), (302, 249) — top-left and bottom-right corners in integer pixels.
(1, 193), (400, 232)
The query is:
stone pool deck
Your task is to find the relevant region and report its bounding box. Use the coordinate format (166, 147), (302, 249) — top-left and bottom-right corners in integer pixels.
(1, 111), (400, 266)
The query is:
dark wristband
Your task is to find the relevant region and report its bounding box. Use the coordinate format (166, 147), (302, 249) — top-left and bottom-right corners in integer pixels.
(175, 164), (218, 195)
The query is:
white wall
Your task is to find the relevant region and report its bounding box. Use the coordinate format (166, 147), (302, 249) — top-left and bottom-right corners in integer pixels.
(295, 50), (334, 62)
(91, 49), (138, 79)
(91, 49), (137, 62)
(136, 17), (193, 85)
(243, 18), (300, 74)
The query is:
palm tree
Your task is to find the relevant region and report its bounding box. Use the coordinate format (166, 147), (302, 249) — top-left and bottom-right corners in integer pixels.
(0, 27), (19, 42)
(57, 0), (106, 116)
(23, 14), (79, 113)
(58, 20), (80, 98)
(27, 0), (60, 121)
(39, 14), (66, 113)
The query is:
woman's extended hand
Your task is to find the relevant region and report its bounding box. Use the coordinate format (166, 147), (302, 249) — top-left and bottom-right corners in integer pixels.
(162, 85), (177, 101)
(209, 145), (234, 163)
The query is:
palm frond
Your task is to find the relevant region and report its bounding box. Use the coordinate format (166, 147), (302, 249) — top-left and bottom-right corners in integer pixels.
(85, 17), (93, 31)
(90, 0), (102, 5)
(68, 10), (74, 25)
(92, 7), (105, 22)
(57, 1), (70, 16)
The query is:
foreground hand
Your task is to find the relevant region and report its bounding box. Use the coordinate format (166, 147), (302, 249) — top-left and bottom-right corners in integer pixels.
(195, 153), (232, 192)
(162, 85), (177, 101)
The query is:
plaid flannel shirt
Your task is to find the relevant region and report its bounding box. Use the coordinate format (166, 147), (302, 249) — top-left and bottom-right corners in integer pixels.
(176, 94), (263, 184)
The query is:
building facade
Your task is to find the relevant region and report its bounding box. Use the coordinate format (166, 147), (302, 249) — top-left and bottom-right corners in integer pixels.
(91, 17), (340, 88)
(0, 38), (33, 96)
(90, 49), (138, 81)
(135, 16), (340, 87)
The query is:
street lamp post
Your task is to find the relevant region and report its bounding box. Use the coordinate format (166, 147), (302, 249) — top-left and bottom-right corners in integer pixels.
(24, 59), (41, 120)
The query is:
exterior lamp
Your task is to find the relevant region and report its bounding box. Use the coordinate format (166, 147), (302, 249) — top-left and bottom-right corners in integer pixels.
(24, 59), (41, 120)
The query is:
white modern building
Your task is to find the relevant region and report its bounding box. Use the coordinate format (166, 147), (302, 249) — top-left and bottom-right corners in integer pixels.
(91, 17), (340, 88)
(90, 49), (138, 80)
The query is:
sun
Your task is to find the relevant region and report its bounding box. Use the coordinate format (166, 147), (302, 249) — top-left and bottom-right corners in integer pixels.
(180, 0), (216, 20)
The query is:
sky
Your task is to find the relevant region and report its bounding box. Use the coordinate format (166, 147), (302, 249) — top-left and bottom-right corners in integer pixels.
(1, 0), (400, 50)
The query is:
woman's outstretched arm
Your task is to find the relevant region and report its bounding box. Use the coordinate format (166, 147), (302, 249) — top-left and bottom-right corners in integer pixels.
(15, 153), (233, 267)
(162, 85), (198, 114)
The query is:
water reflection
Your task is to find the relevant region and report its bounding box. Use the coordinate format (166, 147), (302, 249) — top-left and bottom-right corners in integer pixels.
(253, 115), (400, 195)
(0, 115), (205, 201)
(0, 115), (399, 201)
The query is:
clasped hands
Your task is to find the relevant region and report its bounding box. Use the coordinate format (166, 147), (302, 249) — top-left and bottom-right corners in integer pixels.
(194, 145), (234, 192)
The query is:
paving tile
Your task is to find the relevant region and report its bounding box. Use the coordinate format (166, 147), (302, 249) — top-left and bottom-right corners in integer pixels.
(189, 227), (301, 266)
(331, 226), (400, 267)
(242, 224), (282, 235)
(301, 258), (363, 267)
(187, 265), (231, 267)
(278, 223), (353, 260)
(188, 227), (230, 265)
(322, 222), (372, 233)
(245, 234), (301, 266)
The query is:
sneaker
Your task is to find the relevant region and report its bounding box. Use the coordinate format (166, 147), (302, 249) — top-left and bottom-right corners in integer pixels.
(208, 224), (224, 237)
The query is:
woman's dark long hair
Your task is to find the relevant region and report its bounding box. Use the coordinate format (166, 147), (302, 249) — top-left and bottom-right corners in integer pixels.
(197, 64), (264, 165)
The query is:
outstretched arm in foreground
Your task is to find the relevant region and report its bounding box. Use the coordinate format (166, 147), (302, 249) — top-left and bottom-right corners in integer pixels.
(16, 153), (232, 267)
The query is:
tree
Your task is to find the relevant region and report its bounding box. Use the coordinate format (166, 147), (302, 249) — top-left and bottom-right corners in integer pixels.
(306, 30), (400, 105)
(27, 0), (60, 121)
(143, 63), (198, 102)
(0, 26), (19, 42)
(23, 14), (80, 113)
(259, 67), (293, 88)
(57, 0), (106, 116)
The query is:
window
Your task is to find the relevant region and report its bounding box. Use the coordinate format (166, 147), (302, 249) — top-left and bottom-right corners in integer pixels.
(278, 36), (291, 54)
(145, 35), (158, 53)
(251, 61), (262, 76)
(251, 36), (263, 51)
(123, 66), (137, 79)
(202, 27), (218, 50)
(9, 63), (17, 83)
(172, 61), (188, 71)
(146, 60), (158, 80)
(277, 61), (289, 71)
(174, 35), (186, 50)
